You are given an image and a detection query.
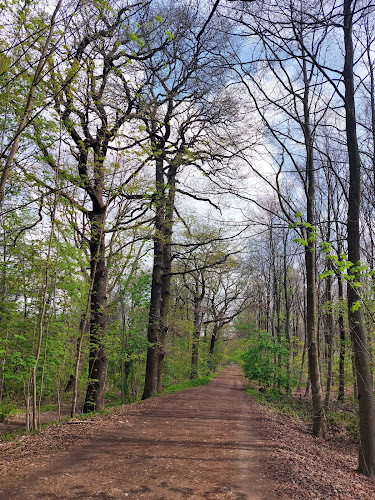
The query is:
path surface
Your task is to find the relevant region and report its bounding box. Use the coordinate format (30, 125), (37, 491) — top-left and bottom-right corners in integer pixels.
(0, 366), (278, 499)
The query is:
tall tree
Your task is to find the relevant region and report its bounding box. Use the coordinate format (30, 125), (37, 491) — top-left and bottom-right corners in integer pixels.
(226, 0), (329, 437)
(343, 0), (375, 477)
(140, 0), (239, 398)
(30, 1), (165, 411)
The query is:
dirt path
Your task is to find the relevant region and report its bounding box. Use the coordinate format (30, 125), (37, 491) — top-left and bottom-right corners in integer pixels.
(0, 366), (278, 499)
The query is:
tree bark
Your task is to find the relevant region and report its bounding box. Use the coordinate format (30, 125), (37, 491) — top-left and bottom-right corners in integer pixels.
(142, 153), (165, 399)
(156, 165), (177, 393)
(209, 324), (218, 357)
(337, 274), (346, 401)
(83, 209), (108, 412)
(302, 51), (326, 438)
(343, 0), (375, 477)
(283, 231), (291, 393)
(297, 332), (307, 393)
(324, 269), (333, 404)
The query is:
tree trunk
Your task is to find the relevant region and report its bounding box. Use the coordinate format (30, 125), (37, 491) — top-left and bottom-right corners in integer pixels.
(190, 291), (204, 380)
(297, 332), (307, 393)
(143, 247), (163, 398)
(143, 154), (165, 400)
(325, 269), (334, 404)
(83, 209), (108, 412)
(337, 274), (346, 401)
(71, 311), (90, 417)
(156, 165), (177, 393)
(304, 378), (310, 398)
(32, 204), (56, 429)
(283, 233), (291, 393)
(302, 51), (326, 438)
(343, 0), (375, 476)
(209, 324), (218, 358)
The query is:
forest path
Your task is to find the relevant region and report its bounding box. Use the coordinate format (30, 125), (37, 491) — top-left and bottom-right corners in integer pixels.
(0, 365), (278, 499)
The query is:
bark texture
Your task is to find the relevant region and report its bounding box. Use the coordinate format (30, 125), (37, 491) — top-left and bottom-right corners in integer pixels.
(343, 0), (375, 477)
(84, 209), (108, 412)
(302, 51), (326, 438)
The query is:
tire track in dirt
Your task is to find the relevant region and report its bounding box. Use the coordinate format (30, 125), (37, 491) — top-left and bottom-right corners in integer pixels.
(0, 365), (279, 499)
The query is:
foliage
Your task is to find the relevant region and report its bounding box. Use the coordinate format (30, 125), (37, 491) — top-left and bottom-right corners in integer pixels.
(248, 384), (360, 441)
(327, 409), (359, 439)
(162, 335), (192, 387)
(241, 328), (292, 392)
(0, 398), (16, 422)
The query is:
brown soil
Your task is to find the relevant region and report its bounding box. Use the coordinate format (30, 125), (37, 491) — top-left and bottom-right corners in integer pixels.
(1, 366), (375, 499)
(0, 366), (278, 499)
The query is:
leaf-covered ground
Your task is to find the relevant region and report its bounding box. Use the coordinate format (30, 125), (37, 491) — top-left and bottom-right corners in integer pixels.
(0, 367), (374, 499)
(257, 400), (375, 499)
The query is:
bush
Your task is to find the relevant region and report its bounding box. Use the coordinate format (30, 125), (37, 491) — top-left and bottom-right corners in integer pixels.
(0, 399), (16, 422)
(242, 329), (292, 392)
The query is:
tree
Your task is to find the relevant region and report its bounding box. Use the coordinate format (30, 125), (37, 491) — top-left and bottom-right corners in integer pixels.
(140, 0), (240, 398)
(226, 0), (329, 437)
(343, 0), (375, 477)
(0, 0), (65, 204)
(29, 1), (166, 411)
(172, 222), (242, 379)
(205, 257), (249, 368)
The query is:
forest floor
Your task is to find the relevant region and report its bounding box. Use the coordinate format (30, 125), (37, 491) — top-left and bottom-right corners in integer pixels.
(0, 366), (375, 500)
(0, 405), (72, 437)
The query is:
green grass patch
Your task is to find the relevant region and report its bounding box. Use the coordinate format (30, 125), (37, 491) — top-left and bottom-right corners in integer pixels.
(163, 376), (212, 394)
(39, 404), (56, 412)
(105, 398), (123, 408)
(0, 400), (17, 422)
(72, 408), (112, 420)
(0, 430), (24, 441)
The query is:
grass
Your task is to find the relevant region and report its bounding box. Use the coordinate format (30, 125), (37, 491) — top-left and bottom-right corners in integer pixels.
(326, 400), (359, 440)
(162, 376), (212, 394)
(0, 401), (17, 422)
(0, 429), (24, 441)
(0, 416), (69, 442)
(39, 404), (57, 412)
(105, 398), (124, 408)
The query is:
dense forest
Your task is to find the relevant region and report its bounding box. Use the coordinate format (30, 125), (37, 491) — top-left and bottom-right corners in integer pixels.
(1, 0), (375, 480)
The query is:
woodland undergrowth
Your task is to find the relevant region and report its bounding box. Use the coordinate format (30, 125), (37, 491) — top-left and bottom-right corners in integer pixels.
(247, 385), (359, 443)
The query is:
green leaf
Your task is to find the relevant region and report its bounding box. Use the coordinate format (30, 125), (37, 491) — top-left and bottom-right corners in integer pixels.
(166, 30), (174, 41)
(350, 301), (361, 312)
(319, 270), (334, 279)
(293, 238), (308, 247)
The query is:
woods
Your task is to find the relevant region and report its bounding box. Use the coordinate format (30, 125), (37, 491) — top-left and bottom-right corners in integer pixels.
(2, 0), (375, 482)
